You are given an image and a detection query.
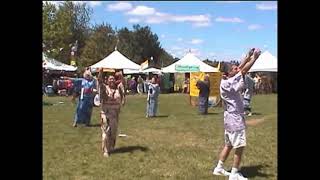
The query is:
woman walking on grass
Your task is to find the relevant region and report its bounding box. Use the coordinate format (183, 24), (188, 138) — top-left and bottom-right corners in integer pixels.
(146, 77), (160, 118)
(98, 68), (125, 157)
(63, 68), (97, 127)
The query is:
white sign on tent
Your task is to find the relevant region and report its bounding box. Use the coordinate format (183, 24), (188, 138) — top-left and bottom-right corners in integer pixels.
(162, 52), (219, 73)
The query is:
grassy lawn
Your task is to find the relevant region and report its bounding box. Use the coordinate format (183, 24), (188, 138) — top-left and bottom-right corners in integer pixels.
(43, 93), (277, 180)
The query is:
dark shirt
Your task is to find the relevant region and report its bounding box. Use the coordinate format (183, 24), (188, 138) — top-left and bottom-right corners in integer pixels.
(197, 80), (210, 97)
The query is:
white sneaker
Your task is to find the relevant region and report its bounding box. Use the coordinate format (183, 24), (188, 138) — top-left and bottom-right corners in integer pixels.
(229, 172), (248, 180)
(212, 167), (231, 176)
(103, 152), (109, 157)
(248, 113), (252, 116)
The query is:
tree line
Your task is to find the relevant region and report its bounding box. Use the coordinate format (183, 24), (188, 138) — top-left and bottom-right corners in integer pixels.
(43, 1), (174, 72)
(43, 1), (240, 73)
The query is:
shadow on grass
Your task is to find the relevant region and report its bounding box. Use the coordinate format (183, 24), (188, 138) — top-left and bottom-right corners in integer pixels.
(240, 164), (271, 178)
(146, 115), (169, 118)
(155, 115), (169, 118)
(205, 112), (219, 115)
(43, 101), (53, 106)
(252, 112), (262, 115)
(112, 146), (149, 154)
(87, 124), (101, 127)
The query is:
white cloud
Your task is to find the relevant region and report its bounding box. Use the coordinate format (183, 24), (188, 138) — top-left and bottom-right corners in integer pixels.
(177, 38), (183, 42)
(72, 1), (87, 6)
(263, 44), (268, 48)
(107, 2), (133, 11)
(190, 39), (204, 45)
(215, 17), (244, 23)
(256, 2), (277, 10)
(145, 17), (166, 24)
(144, 13), (211, 27)
(171, 46), (183, 50)
(128, 18), (141, 23)
(209, 52), (216, 56)
(123, 5), (211, 27)
(44, 1), (103, 8)
(193, 22), (211, 27)
(127, 5), (156, 16)
(161, 34), (165, 38)
(215, 1), (241, 3)
(173, 14), (210, 23)
(88, 1), (102, 8)
(171, 14), (211, 27)
(43, 1), (62, 7)
(248, 24), (262, 30)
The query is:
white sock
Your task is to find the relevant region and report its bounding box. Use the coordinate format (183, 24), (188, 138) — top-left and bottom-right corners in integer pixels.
(231, 167), (238, 174)
(217, 160), (224, 169)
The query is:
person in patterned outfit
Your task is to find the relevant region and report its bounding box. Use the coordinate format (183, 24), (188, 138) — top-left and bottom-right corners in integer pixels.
(98, 68), (125, 157)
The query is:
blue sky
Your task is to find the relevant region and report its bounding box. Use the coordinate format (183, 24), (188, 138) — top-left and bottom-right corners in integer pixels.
(46, 1), (277, 61)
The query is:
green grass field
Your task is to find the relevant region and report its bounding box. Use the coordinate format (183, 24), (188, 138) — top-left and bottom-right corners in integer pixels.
(43, 93), (277, 180)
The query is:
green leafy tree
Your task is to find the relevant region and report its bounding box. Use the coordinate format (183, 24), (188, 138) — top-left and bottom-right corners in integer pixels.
(79, 23), (116, 68)
(42, 1), (92, 64)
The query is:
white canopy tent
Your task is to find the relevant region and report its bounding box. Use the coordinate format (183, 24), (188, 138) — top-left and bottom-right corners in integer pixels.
(90, 50), (140, 70)
(249, 51), (277, 72)
(162, 52), (219, 73)
(43, 53), (77, 71)
(123, 69), (141, 74)
(123, 67), (162, 75)
(142, 67), (162, 74)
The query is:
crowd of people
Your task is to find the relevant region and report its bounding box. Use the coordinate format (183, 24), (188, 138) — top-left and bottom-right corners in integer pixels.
(44, 48), (269, 180)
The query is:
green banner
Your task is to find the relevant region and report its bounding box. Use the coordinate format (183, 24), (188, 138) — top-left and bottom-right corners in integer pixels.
(175, 65), (200, 72)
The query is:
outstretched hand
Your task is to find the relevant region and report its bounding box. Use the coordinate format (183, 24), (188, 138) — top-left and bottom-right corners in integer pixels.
(247, 48), (255, 57)
(252, 48), (261, 59)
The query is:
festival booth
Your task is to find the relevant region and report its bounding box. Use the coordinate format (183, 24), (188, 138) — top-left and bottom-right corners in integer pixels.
(43, 53), (78, 72)
(142, 67), (162, 74)
(90, 50), (141, 106)
(122, 67), (162, 74)
(249, 51), (278, 93)
(43, 53), (78, 96)
(90, 50), (140, 71)
(162, 52), (221, 107)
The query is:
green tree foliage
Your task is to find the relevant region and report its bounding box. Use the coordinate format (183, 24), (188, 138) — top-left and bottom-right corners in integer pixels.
(43, 3), (174, 69)
(117, 27), (137, 62)
(42, 1), (92, 64)
(79, 23), (117, 68)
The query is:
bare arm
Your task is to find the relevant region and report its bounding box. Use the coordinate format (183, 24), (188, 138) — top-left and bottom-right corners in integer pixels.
(238, 48), (255, 70)
(98, 68), (104, 84)
(118, 85), (125, 106)
(97, 68), (107, 103)
(241, 49), (261, 75)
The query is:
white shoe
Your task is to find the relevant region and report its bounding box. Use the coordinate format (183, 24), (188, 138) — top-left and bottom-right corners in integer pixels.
(212, 167), (231, 176)
(103, 152), (109, 157)
(248, 113), (252, 116)
(229, 172), (248, 180)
